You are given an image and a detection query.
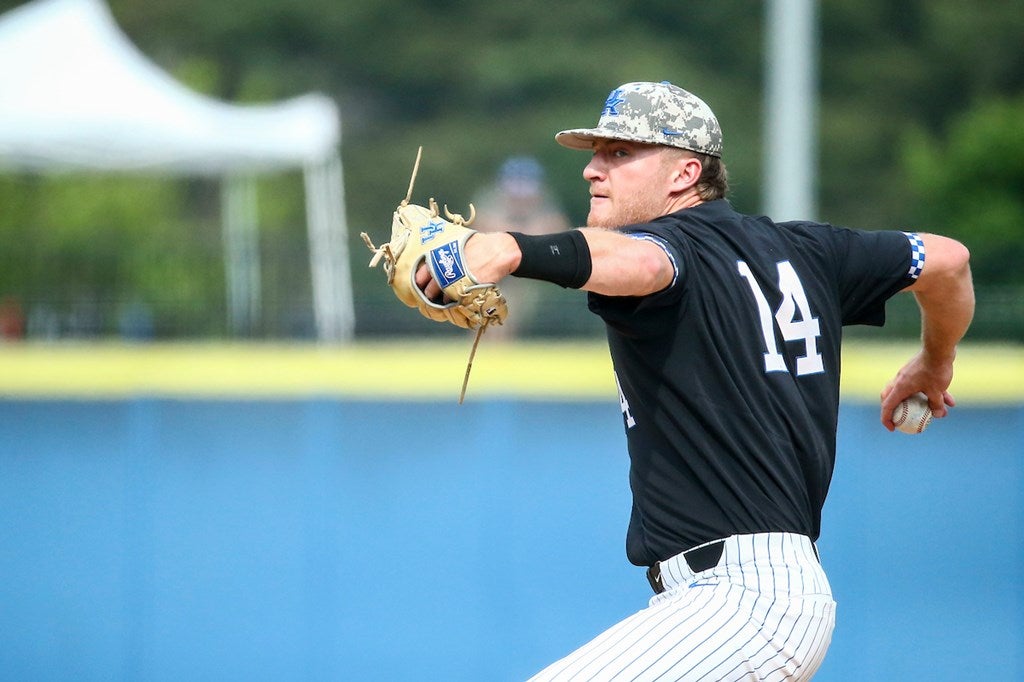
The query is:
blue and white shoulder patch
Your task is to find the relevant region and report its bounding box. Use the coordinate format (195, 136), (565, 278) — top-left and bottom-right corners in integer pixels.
(904, 232), (925, 280)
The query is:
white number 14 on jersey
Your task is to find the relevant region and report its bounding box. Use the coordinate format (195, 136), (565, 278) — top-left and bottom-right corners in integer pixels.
(737, 260), (824, 376)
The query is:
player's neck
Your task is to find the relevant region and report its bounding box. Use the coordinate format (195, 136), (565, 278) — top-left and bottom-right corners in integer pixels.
(666, 189), (704, 215)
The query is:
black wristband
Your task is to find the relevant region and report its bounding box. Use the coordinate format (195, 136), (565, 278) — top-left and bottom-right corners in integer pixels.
(508, 230), (593, 289)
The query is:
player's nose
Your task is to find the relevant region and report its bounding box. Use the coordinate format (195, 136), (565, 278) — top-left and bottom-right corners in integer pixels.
(583, 158), (604, 182)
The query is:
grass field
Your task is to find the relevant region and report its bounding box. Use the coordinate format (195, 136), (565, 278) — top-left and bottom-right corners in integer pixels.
(0, 339), (1020, 403)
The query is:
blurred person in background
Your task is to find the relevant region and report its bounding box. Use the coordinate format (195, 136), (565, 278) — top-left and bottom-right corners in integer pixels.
(471, 156), (570, 338)
(0, 295), (24, 339)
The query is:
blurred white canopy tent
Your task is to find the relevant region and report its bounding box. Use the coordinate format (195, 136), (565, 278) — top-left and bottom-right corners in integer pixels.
(0, 0), (353, 341)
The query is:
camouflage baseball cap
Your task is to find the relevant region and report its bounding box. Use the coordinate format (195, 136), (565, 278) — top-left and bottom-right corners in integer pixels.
(555, 81), (723, 157)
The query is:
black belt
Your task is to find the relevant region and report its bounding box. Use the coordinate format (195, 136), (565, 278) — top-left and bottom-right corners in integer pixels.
(646, 538), (821, 595)
(646, 540), (725, 595)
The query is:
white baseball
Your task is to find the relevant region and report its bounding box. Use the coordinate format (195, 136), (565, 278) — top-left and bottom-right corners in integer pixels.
(891, 392), (934, 434)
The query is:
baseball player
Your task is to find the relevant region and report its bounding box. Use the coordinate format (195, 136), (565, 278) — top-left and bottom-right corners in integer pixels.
(412, 81), (974, 680)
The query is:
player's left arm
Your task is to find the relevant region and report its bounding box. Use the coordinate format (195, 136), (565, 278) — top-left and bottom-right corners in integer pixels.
(880, 233), (974, 430)
(419, 228), (675, 300)
(575, 227), (676, 296)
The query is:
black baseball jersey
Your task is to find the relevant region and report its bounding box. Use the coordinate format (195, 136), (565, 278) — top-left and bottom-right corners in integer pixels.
(588, 199), (923, 567)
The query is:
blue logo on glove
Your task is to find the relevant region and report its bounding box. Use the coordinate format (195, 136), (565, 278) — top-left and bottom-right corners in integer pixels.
(429, 240), (465, 288)
(420, 220), (446, 244)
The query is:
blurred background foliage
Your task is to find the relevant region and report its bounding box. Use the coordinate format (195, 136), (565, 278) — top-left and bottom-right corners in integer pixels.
(0, 0), (1020, 340)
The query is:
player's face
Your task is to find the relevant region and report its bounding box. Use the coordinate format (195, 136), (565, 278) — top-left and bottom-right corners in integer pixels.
(584, 141), (677, 228)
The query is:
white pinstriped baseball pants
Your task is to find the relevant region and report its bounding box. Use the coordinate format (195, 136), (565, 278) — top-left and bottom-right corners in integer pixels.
(528, 533), (836, 682)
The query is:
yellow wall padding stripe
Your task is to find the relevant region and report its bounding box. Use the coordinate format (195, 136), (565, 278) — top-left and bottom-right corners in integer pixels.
(0, 340), (1020, 402)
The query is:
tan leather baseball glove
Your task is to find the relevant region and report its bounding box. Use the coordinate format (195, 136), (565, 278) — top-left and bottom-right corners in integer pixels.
(360, 150), (508, 332)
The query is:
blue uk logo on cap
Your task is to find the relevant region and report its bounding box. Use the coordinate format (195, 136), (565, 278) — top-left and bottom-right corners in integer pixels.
(601, 89), (625, 117)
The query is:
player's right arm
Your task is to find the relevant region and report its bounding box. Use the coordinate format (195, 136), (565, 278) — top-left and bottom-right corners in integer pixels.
(880, 233), (974, 430)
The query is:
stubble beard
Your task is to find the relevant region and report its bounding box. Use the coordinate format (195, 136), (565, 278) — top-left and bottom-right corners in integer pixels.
(586, 191), (665, 229)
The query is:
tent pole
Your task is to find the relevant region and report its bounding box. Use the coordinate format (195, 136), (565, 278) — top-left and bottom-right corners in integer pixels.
(221, 174), (261, 337)
(304, 152), (354, 343)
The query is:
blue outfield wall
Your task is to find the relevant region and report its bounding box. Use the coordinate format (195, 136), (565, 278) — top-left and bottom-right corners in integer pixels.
(1, 399), (1021, 681)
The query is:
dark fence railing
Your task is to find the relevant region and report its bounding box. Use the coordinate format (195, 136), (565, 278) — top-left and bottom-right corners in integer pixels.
(0, 254), (1019, 344)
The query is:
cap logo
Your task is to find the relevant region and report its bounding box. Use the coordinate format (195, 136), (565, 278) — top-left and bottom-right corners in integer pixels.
(601, 89), (625, 117)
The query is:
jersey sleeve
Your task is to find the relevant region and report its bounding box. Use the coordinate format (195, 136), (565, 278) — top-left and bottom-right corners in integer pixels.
(586, 223), (689, 323)
(627, 232), (682, 291)
(620, 223), (689, 305)
(833, 228), (923, 326)
(585, 223), (688, 329)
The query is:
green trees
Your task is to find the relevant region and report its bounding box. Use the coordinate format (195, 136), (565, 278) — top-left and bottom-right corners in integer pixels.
(901, 97), (1024, 339)
(0, 0), (1019, 339)
(904, 96), (1024, 285)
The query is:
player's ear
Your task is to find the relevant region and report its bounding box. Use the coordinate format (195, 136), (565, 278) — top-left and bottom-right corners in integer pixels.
(668, 153), (702, 192)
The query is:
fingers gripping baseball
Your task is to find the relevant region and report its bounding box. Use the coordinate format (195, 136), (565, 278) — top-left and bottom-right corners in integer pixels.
(879, 351), (956, 431)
